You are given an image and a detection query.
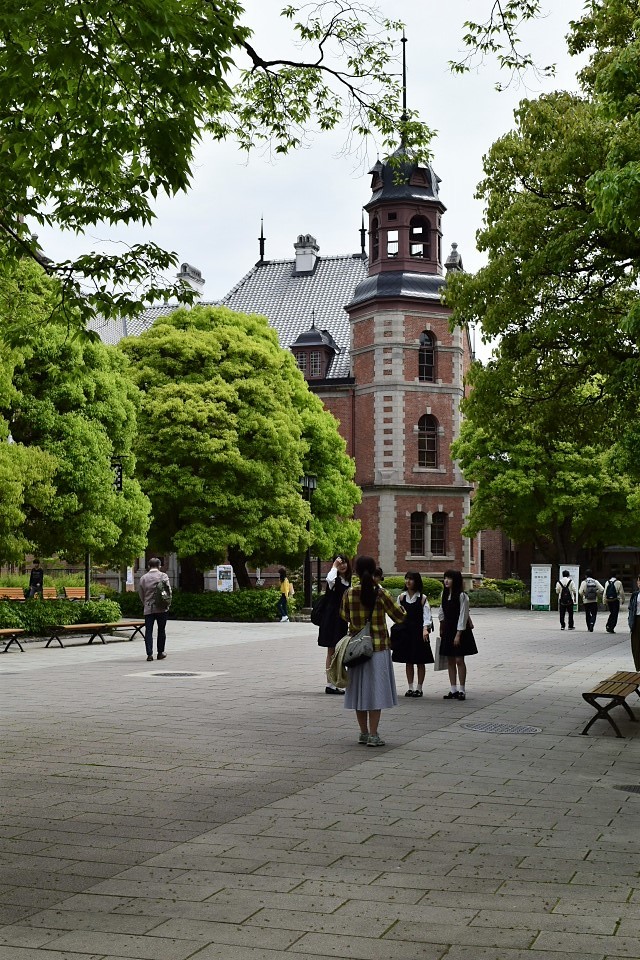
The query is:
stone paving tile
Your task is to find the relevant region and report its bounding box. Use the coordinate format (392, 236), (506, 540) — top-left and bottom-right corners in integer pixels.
(18, 909), (164, 934)
(533, 932), (640, 957)
(0, 949), (104, 960)
(287, 932), (447, 959)
(39, 930), (204, 959)
(469, 908), (616, 934)
(443, 947), (604, 960)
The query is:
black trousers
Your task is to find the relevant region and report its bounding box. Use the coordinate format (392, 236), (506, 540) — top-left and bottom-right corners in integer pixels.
(559, 601), (574, 629)
(605, 600), (620, 632)
(584, 603), (598, 631)
(144, 613), (168, 656)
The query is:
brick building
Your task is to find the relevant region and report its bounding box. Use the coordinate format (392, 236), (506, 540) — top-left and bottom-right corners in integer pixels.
(91, 149), (484, 580)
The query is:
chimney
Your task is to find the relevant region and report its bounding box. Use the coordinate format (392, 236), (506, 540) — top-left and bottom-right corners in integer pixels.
(177, 262), (205, 296)
(294, 234), (319, 274)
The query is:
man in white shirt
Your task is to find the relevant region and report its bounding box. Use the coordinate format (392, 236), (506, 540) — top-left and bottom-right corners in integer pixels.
(578, 570), (604, 633)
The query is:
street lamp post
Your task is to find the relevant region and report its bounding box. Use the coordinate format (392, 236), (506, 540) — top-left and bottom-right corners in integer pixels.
(301, 473), (317, 608)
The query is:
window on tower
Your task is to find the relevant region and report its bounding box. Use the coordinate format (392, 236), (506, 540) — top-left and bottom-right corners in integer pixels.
(387, 229), (399, 258)
(418, 331), (436, 382)
(409, 215), (430, 259)
(431, 512), (447, 556)
(410, 512), (425, 556)
(418, 414), (438, 468)
(371, 217), (379, 261)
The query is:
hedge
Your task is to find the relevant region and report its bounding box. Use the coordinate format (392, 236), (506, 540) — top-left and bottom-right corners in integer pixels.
(0, 599), (122, 635)
(115, 588), (285, 622)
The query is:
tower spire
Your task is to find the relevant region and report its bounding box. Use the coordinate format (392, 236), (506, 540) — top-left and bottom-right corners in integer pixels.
(360, 210), (366, 258)
(258, 217), (265, 263)
(400, 31), (408, 145)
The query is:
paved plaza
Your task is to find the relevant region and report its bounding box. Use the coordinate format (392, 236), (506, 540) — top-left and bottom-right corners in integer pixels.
(2, 607), (640, 960)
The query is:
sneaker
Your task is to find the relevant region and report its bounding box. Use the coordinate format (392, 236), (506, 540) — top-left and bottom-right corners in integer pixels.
(281, 616), (289, 622)
(405, 689), (415, 697)
(367, 734), (385, 747)
(358, 732), (369, 745)
(560, 626), (565, 630)
(146, 655), (154, 662)
(443, 691), (459, 699)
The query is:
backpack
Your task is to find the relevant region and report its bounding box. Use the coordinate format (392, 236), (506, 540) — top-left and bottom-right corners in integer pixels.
(585, 578), (597, 602)
(559, 580), (573, 605)
(153, 578), (172, 610)
(310, 590), (328, 627)
(605, 579), (618, 601)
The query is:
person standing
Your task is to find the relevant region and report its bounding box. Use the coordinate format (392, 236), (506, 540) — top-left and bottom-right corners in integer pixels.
(579, 570), (604, 632)
(138, 558), (172, 662)
(438, 569), (477, 701)
(628, 575), (640, 669)
(27, 559), (44, 599)
(340, 555), (405, 746)
(603, 574), (625, 634)
(318, 555), (351, 695)
(555, 570), (577, 631)
(276, 567), (293, 622)
(390, 572), (434, 697)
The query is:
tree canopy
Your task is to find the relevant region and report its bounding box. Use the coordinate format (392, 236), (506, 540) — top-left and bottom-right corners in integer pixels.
(120, 305), (361, 585)
(446, 0), (640, 559)
(0, 256), (150, 564)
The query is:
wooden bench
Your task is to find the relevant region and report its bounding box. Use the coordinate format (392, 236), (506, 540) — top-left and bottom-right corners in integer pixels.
(0, 587), (26, 601)
(62, 587), (91, 601)
(42, 587), (58, 600)
(45, 620), (145, 648)
(582, 671), (640, 737)
(0, 628), (27, 653)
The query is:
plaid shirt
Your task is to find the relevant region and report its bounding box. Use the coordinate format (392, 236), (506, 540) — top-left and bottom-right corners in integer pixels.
(340, 585), (405, 652)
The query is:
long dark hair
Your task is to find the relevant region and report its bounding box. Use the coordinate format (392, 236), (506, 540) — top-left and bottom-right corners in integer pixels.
(443, 569), (463, 600)
(404, 571), (423, 596)
(355, 555), (377, 609)
(333, 554), (352, 584)
(278, 567), (286, 582)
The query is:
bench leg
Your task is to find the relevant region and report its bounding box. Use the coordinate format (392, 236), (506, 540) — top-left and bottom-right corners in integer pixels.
(582, 694), (634, 738)
(129, 625), (144, 641)
(2, 635), (24, 653)
(45, 633), (64, 648)
(87, 632), (106, 644)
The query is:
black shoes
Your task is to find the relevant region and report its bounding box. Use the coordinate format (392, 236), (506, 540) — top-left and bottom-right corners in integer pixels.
(405, 689), (415, 697)
(325, 686), (345, 695)
(414, 689), (423, 697)
(157, 653), (167, 660)
(443, 691), (459, 700)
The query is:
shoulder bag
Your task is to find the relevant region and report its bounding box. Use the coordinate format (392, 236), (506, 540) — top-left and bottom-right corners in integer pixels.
(342, 587), (378, 667)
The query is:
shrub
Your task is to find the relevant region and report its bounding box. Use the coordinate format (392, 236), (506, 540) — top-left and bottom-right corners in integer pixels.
(482, 577), (526, 595)
(113, 588), (284, 622)
(469, 588), (505, 608)
(1, 599), (122, 635)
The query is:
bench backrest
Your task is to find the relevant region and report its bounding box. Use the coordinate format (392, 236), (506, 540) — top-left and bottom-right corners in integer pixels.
(63, 587), (90, 600)
(42, 587), (58, 599)
(0, 587), (26, 600)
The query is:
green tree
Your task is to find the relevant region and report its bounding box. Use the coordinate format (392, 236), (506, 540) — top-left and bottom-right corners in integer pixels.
(121, 305), (360, 587)
(1, 1), (433, 336)
(1, 258), (150, 564)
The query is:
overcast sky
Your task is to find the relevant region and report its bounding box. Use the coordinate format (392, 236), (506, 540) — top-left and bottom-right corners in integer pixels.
(37, 0), (588, 341)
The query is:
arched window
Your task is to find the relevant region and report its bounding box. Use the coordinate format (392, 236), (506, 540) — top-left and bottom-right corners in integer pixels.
(418, 414), (438, 468)
(418, 331), (435, 382)
(387, 228), (399, 258)
(431, 512), (447, 556)
(410, 215), (430, 259)
(371, 217), (379, 261)
(410, 512), (425, 556)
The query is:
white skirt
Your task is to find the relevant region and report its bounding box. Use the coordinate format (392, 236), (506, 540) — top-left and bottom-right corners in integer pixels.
(344, 648), (398, 711)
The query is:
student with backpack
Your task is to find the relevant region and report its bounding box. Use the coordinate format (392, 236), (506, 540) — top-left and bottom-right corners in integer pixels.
(555, 571), (577, 630)
(578, 569), (604, 632)
(603, 575), (625, 634)
(138, 558), (172, 661)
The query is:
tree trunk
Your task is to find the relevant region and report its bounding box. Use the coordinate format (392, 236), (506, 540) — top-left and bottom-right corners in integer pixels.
(228, 546), (252, 589)
(178, 556), (204, 592)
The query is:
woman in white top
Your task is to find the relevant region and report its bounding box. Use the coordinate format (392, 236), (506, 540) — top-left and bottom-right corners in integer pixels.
(438, 569), (477, 701)
(317, 555), (352, 694)
(390, 572), (434, 697)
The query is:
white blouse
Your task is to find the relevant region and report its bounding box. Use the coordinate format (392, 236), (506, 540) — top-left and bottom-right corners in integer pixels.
(399, 591), (433, 628)
(437, 591), (470, 632)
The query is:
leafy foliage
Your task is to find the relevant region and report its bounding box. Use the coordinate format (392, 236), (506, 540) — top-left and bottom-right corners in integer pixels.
(121, 305), (360, 583)
(0, 599), (121, 634)
(0, 1), (433, 332)
(115, 588), (285, 622)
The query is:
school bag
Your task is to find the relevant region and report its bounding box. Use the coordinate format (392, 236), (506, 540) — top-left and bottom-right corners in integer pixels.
(584, 578), (597, 602)
(605, 579), (618, 601)
(558, 580), (573, 605)
(153, 578), (172, 610)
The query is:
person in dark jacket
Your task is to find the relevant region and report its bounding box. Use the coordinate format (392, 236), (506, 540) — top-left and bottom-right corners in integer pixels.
(628, 575), (640, 670)
(318, 555), (351, 694)
(28, 559), (44, 598)
(138, 558), (172, 662)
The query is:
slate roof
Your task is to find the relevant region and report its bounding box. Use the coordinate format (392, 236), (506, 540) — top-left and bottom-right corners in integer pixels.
(348, 271), (446, 308)
(220, 253), (369, 379)
(87, 302), (219, 346)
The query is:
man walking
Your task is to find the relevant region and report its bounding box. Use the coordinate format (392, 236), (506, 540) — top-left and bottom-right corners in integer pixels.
(555, 570), (576, 630)
(579, 569), (604, 632)
(138, 558), (172, 661)
(603, 574), (625, 633)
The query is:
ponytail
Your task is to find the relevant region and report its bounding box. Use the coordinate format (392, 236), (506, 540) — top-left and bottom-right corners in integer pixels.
(355, 555), (377, 609)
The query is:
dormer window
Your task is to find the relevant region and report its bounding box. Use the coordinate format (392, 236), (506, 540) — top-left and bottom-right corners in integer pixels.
(295, 352), (308, 374)
(310, 352), (321, 377)
(290, 326), (338, 383)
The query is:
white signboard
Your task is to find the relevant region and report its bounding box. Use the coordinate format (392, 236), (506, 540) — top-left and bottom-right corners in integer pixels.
(216, 564), (234, 592)
(531, 564), (552, 611)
